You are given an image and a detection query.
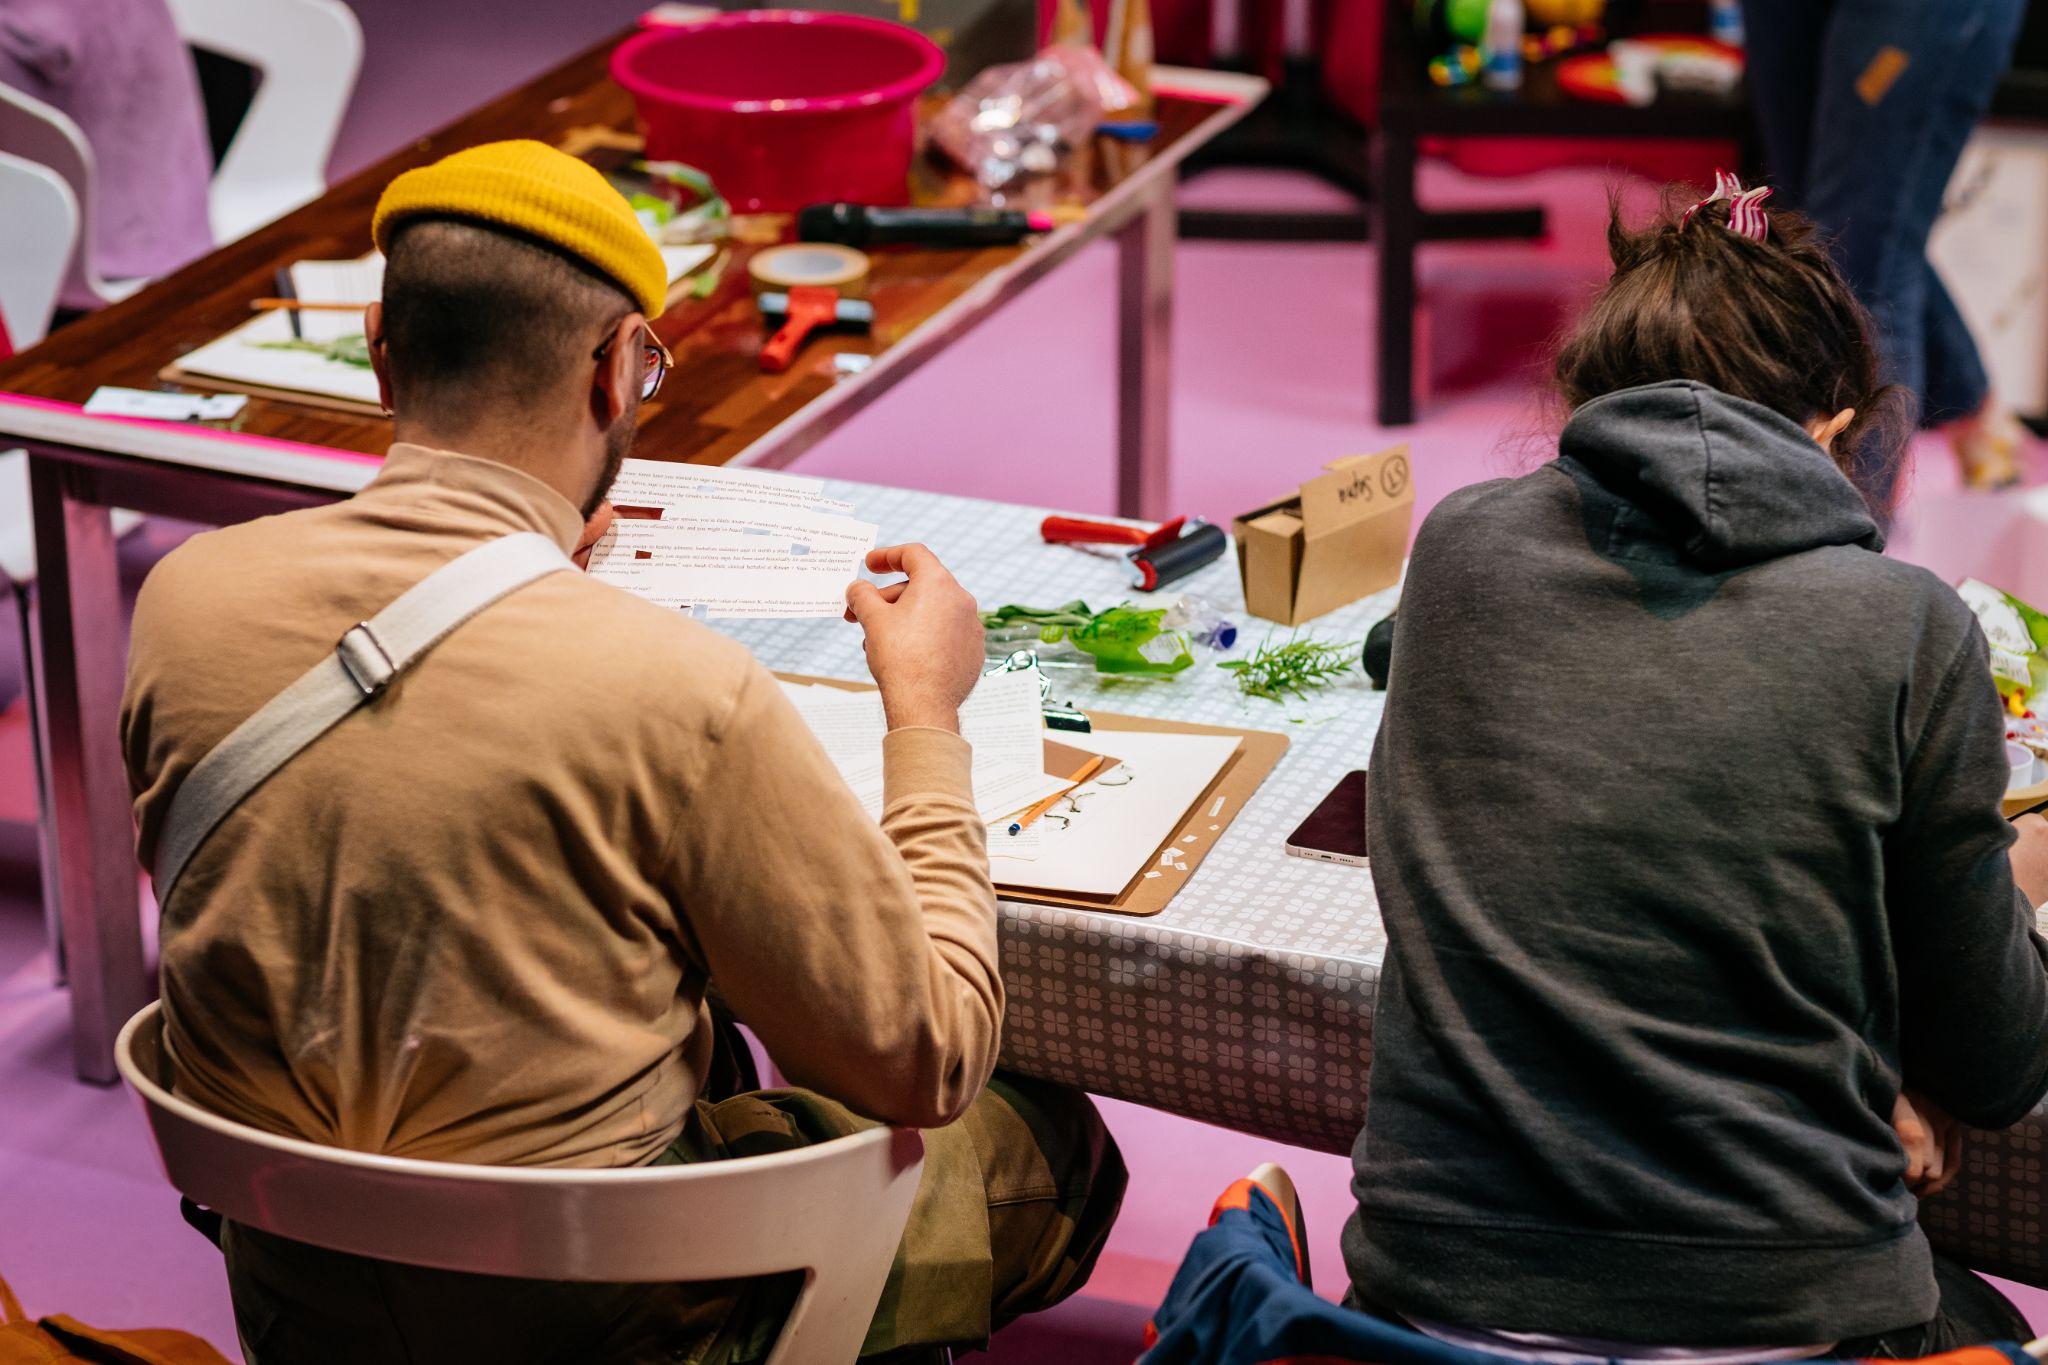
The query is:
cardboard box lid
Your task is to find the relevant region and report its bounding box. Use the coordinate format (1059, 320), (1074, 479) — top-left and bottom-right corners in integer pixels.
(1298, 446), (1413, 540)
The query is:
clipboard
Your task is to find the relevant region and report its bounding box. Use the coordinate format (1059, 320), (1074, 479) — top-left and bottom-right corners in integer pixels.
(777, 672), (1289, 918)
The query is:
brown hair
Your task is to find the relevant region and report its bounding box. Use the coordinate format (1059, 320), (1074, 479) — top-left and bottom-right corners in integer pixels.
(1553, 186), (1908, 509)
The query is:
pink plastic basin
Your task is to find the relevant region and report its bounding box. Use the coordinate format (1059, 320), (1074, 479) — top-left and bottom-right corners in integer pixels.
(611, 13), (945, 213)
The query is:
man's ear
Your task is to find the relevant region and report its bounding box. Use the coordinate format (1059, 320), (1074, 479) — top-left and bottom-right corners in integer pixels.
(364, 302), (395, 416)
(592, 313), (644, 430)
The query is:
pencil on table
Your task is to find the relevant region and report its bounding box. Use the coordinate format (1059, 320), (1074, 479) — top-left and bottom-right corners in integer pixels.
(250, 299), (373, 313)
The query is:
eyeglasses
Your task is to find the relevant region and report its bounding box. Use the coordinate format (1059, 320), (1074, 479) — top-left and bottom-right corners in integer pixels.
(594, 322), (674, 401)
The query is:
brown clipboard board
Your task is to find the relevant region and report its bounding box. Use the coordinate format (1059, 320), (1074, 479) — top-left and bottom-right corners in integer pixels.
(775, 672), (1289, 918)
(156, 362), (389, 418)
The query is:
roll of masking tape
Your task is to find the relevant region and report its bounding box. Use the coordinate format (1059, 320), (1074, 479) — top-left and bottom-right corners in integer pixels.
(747, 243), (870, 297)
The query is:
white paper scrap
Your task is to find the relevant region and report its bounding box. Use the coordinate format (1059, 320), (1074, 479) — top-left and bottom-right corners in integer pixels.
(84, 387), (247, 422)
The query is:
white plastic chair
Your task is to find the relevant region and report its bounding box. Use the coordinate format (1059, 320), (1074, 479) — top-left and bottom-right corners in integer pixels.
(164, 0), (363, 244)
(116, 1003), (924, 1365)
(0, 150), (78, 349)
(0, 152), (83, 974)
(0, 0), (361, 304)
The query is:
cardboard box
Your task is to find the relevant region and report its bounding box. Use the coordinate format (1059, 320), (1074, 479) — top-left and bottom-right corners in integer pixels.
(1234, 447), (1415, 626)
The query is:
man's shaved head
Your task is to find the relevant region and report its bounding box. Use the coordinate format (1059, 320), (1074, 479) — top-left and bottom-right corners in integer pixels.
(378, 218), (637, 432)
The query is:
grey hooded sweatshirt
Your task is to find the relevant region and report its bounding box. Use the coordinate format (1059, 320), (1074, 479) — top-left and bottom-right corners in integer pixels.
(1345, 380), (2048, 1345)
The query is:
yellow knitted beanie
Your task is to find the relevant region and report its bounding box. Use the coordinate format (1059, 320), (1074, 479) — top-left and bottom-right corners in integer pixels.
(372, 140), (668, 318)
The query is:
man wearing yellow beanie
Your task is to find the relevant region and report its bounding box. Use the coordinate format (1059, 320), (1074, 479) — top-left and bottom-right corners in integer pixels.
(122, 140), (1123, 1363)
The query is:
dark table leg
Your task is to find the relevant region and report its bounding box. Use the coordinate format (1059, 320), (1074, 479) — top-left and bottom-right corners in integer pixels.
(1117, 180), (1176, 520)
(1372, 127), (1420, 427)
(29, 451), (149, 1084)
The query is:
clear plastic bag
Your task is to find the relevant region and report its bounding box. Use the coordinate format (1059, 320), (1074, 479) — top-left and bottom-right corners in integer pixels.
(930, 45), (1139, 190)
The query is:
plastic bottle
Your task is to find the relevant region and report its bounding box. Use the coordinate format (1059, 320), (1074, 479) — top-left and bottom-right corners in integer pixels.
(1708, 0), (1744, 47)
(1481, 0), (1525, 91)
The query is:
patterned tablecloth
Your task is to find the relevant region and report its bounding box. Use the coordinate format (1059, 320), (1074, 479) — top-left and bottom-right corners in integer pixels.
(715, 478), (2048, 1288)
(716, 478), (1394, 1156)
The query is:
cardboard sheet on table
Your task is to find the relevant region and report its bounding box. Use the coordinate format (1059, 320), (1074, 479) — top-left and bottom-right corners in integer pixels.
(162, 312), (386, 417)
(775, 672), (1288, 917)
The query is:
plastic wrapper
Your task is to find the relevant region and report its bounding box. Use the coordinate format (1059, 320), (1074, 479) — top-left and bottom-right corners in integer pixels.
(930, 44), (1138, 190)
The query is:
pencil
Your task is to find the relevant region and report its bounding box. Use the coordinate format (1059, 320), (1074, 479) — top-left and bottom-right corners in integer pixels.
(249, 298), (371, 313)
(1007, 754), (1110, 836)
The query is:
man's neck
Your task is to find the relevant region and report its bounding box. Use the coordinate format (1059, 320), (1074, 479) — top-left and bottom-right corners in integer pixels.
(390, 419), (591, 514)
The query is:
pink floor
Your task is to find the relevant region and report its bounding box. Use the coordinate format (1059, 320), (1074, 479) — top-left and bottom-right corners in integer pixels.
(5, 9), (2048, 1357)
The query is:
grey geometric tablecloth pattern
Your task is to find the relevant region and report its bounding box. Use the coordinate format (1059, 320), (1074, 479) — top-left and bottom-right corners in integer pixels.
(714, 478), (1394, 1156)
(714, 478), (2047, 1287)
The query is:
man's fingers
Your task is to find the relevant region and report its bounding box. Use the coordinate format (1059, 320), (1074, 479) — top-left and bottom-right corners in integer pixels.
(845, 579), (885, 623)
(866, 542), (949, 580)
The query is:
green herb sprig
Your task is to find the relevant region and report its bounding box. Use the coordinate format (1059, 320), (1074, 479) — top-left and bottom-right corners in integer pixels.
(1218, 632), (1362, 702)
(254, 334), (372, 368)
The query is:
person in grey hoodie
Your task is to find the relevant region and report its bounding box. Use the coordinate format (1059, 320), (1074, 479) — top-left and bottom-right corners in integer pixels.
(1347, 181), (2048, 1359)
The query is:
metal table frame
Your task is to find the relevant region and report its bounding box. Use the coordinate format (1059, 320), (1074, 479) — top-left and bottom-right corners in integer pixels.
(3, 67), (1264, 1083)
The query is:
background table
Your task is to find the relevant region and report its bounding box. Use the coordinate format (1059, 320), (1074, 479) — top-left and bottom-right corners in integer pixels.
(1373, 3), (1752, 426)
(0, 32), (1260, 519)
(0, 34), (1263, 1084)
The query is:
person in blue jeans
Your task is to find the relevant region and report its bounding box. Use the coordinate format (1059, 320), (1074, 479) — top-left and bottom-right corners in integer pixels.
(1742, 0), (2031, 499)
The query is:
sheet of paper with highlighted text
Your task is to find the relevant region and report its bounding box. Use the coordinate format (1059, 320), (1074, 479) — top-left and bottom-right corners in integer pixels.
(587, 460), (876, 618)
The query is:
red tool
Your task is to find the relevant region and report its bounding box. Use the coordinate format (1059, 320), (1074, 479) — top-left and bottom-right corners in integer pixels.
(1040, 515), (1228, 591)
(758, 286), (875, 373)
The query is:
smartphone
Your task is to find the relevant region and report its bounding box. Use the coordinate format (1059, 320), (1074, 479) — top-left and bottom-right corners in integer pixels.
(1285, 770), (1369, 867)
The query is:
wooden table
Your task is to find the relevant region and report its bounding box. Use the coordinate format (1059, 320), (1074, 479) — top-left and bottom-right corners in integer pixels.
(0, 31), (1265, 1082)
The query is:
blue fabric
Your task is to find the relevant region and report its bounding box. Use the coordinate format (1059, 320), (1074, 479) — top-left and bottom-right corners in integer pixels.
(1140, 1186), (1560, 1365)
(1141, 1183), (2036, 1365)
(1741, 0), (2027, 499)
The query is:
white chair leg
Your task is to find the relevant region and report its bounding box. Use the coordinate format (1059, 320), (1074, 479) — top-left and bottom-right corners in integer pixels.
(16, 578), (65, 984)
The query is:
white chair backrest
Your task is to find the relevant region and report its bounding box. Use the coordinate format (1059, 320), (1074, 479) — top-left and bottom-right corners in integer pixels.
(0, 150), (78, 349)
(163, 0), (363, 243)
(117, 1004), (923, 1365)
(0, 84), (135, 308)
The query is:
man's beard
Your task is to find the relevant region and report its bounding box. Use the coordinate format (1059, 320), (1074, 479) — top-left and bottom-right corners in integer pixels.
(582, 403), (637, 518)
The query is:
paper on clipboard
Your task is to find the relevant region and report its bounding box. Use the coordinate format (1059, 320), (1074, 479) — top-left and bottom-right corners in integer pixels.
(993, 729), (1242, 898)
(168, 310), (385, 411)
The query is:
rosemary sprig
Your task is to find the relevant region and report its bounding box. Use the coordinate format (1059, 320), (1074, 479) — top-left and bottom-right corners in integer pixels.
(1218, 631), (1361, 702)
(253, 334), (372, 368)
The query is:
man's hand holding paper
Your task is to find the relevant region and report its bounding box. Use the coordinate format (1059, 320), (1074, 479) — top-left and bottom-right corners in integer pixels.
(847, 542), (986, 734)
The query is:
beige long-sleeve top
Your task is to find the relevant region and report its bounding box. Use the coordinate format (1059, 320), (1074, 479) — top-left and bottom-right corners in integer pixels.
(121, 444), (1001, 1167)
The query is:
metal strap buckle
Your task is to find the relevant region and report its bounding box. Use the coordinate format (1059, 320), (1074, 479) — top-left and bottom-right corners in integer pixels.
(335, 623), (397, 698)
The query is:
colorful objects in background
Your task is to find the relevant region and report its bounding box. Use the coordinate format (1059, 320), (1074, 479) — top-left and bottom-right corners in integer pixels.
(610, 13), (944, 212)
(1525, 0), (1603, 24)
(1555, 33), (1744, 105)
(1961, 578), (2048, 720)
(1428, 45), (1483, 87)
(1481, 0), (1525, 89)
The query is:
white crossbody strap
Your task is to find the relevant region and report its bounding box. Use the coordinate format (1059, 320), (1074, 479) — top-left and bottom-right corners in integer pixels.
(151, 531), (574, 904)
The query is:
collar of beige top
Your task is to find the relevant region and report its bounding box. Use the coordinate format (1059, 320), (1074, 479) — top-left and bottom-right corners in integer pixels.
(369, 444), (587, 553)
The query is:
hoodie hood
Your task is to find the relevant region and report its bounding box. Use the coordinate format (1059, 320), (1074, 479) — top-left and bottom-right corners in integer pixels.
(1557, 380), (1883, 570)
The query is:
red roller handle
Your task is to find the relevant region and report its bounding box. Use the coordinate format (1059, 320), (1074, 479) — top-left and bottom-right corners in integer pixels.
(1040, 515), (1186, 548)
